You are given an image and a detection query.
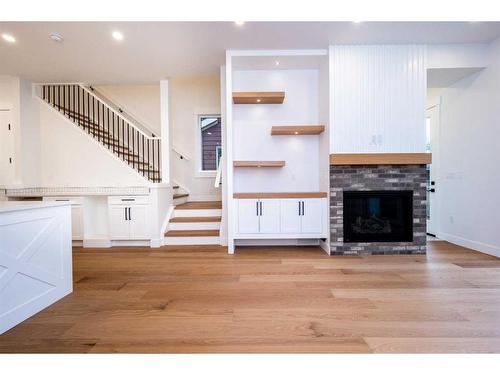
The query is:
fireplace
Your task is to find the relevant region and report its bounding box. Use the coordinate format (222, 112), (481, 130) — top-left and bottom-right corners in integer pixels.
(343, 191), (413, 243)
(330, 164), (427, 255)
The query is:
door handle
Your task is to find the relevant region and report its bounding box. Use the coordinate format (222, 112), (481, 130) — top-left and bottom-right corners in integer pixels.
(426, 188), (435, 193)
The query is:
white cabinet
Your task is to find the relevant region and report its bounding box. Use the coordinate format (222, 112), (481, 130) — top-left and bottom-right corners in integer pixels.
(259, 199), (281, 233)
(301, 198), (324, 234)
(43, 197), (84, 240)
(236, 197), (327, 238)
(238, 199), (260, 233)
(108, 196), (150, 240)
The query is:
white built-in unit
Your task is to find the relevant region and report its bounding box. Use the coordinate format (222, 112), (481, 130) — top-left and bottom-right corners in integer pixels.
(224, 50), (331, 254)
(108, 195), (150, 240)
(43, 196), (84, 240)
(0, 201), (73, 334)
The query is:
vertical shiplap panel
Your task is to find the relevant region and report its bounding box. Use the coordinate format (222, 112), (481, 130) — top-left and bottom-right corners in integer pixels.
(330, 45), (427, 153)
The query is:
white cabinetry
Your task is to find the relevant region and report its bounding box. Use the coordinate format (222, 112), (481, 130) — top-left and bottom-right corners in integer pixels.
(43, 196), (84, 240)
(236, 198), (327, 238)
(108, 196), (150, 240)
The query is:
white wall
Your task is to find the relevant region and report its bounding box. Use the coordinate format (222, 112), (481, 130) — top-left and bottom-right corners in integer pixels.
(170, 75), (222, 201)
(39, 101), (149, 187)
(94, 84), (161, 136)
(330, 45), (427, 153)
(436, 36), (500, 257)
(232, 69), (320, 193)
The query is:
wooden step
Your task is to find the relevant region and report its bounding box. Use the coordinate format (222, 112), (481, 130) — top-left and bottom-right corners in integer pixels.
(165, 229), (220, 237)
(173, 193), (189, 199)
(170, 216), (221, 223)
(175, 201), (222, 210)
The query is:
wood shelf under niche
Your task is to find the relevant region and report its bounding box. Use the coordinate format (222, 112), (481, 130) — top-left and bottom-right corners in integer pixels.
(232, 92), (285, 104)
(233, 161), (286, 168)
(233, 192), (327, 199)
(329, 153), (432, 165)
(271, 125), (325, 135)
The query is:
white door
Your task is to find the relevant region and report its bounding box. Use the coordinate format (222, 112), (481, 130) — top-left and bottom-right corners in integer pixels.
(129, 205), (149, 239)
(426, 105), (440, 236)
(0, 110), (15, 186)
(237, 199), (260, 234)
(280, 199), (301, 233)
(259, 199), (281, 234)
(301, 199), (324, 234)
(109, 205), (129, 239)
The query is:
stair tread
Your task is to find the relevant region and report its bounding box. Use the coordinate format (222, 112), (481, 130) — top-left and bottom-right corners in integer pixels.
(173, 193), (189, 199)
(170, 216), (221, 223)
(175, 201), (222, 210)
(165, 229), (220, 237)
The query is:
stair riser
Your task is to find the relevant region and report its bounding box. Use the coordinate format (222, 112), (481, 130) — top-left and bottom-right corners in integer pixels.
(173, 196), (188, 205)
(163, 236), (220, 246)
(174, 209), (222, 218)
(168, 222), (220, 231)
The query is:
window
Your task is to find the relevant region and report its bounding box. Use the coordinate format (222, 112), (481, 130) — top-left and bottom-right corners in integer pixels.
(199, 115), (222, 171)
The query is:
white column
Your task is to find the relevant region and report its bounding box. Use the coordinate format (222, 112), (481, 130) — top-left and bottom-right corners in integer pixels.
(160, 79), (170, 184)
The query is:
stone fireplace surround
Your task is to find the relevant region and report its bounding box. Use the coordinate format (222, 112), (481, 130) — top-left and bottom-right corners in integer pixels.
(329, 163), (427, 256)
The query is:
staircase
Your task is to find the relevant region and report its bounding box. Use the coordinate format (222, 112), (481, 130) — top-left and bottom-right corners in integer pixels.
(164, 201), (222, 245)
(37, 84), (161, 183)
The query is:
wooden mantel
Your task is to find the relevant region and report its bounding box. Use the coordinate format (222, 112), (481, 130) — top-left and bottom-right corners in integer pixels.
(330, 153), (432, 165)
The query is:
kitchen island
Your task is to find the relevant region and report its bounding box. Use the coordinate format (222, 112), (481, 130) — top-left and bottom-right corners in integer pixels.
(0, 201), (73, 334)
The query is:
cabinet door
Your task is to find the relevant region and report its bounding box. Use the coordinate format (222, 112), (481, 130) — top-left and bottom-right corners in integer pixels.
(301, 199), (324, 234)
(259, 199), (281, 234)
(129, 205), (149, 239)
(237, 199), (260, 234)
(280, 199), (301, 233)
(71, 205), (84, 240)
(0, 111), (15, 186)
(109, 206), (129, 239)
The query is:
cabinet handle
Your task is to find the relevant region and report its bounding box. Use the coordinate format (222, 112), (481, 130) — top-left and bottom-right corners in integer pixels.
(125, 207), (128, 221)
(259, 201), (263, 216)
(128, 207), (132, 221)
(298, 201), (301, 216)
(256, 201), (259, 216)
(121, 198), (135, 202)
(301, 201), (305, 216)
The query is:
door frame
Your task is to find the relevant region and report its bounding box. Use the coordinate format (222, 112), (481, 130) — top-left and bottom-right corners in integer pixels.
(426, 99), (441, 237)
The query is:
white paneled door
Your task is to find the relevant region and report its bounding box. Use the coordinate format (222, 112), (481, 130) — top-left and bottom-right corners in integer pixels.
(259, 199), (281, 234)
(300, 199), (324, 234)
(237, 199), (260, 234)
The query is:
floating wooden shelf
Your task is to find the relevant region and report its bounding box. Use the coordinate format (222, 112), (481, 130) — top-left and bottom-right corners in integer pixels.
(271, 125), (325, 135)
(233, 161), (285, 168)
(233, 192), (327, 199)
(330, 153), (432, 165)
(233, 92), (285, 104)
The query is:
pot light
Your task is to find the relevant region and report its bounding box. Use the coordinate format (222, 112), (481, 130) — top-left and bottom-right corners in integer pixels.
(235, 21), (245, 26)
(2, 33), (16, 43)
(294, 132), (299, 135)
(49, 33), (64, 43)
(112, 31), (124, 41)
(275, 61), (280, 66)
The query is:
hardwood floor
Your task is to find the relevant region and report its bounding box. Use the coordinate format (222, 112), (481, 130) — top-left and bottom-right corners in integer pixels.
(1, 241), (500, 353)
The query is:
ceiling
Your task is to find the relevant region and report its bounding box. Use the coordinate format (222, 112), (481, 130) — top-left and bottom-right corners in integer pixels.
(1, 22), (500, 84)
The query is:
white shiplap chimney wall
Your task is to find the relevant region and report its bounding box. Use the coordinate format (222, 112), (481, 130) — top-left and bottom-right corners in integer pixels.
(329, 45), (427, 153)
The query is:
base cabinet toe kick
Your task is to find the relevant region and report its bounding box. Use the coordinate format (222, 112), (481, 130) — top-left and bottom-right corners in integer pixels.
(234, 197), (328, 239)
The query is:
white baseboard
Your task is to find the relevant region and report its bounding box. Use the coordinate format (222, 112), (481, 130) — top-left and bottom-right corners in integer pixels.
(319, 238), (330, 255)
(235, 239), (320, 246)
(83, 238), (111, 248)
(150, 238), (162, 248)
(439, 232), (500, 259)
(111, 240), (151, 247)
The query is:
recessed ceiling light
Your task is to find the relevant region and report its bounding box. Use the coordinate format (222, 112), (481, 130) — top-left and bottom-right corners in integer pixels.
(2, 33), (16, 43)
(112, 31), (124, 41)
(294, 132), (299, 135)
(49, 33), (64, 43)
(275, 61), (280, 66)
(235, 21), (245, 26)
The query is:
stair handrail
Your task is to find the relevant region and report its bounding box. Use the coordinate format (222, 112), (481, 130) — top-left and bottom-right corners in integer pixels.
(86, 85), (158, 138)
(172, 146), (190, 161)
(34, 83), (161, 141)
(214, 156), (223, 188)
(77, 84), (160, 140)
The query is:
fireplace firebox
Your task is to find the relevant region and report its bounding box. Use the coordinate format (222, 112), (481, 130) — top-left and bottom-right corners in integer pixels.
(343, 190), (413, 243)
